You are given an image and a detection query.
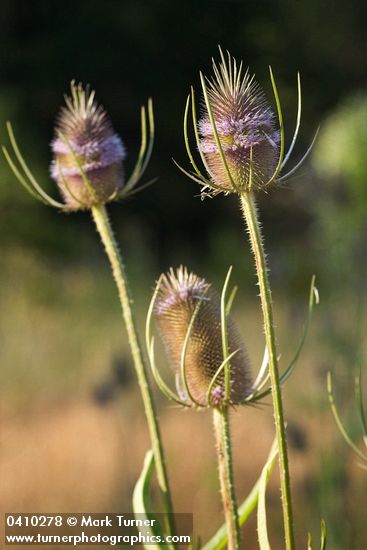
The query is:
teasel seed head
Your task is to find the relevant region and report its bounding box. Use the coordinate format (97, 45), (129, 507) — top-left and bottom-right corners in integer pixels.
(176, 47), (319, 198)
(154, 266), (252, 408)
(50, 81), (126, 210)
(198, 54), (280, 194)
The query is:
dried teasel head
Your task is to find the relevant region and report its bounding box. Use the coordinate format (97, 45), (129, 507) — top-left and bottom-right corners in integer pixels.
(50, 81), (126, 210)
(153, 266), (252, 407)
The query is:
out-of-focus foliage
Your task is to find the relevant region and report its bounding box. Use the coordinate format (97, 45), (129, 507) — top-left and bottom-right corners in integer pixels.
(313, 94), (367, 215)
(311, 94), (367, 293)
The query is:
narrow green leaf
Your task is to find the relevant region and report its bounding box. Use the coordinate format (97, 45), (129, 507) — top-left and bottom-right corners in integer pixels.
(278, 275), (318, 385)
(145, 277), (188, 406)
(225, 285), (238, 316)
(132, 450), (169, 550)
(277, 126), (320, 182)
(220, 266), (232, 400)
(327, 372), (367, 463)
(320, 519), (327, 550)
(281, 72), (302, 170)
(183, 94), (208, 183)
(251, 275), (318, 402)
(257, 440), (278, 550)
(206, 349), (240, 406)
(145, 276), (163, 353)
(149, 338), (189, 407)
(181, 293), (208, 408)
(123, 177), (158, 198)
(120, 105), (147, 196)
(5, 122), (64, 208)
(199, 73), (239, 193)
(264, 67), (284, 187)
(244, 347), (270, 403)
(190, 87), (217, 182)
(132, 450), (155, 515)
(172, 158), (219, 190)
(141, 97), (155, 176)
(2, 146), (47, 203)
(122, 99), (155, 197)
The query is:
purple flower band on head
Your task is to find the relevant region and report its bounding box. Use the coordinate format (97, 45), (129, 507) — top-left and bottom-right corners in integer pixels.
(199, 108), (279, 155)
(50, 134), (126, 180)
(199, 128), (280, 154)
(51, 134), (125, 159)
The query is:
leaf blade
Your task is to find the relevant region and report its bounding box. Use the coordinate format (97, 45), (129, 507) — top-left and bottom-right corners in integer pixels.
(132, 450), (170, 550)
(257, 440), (278, 550)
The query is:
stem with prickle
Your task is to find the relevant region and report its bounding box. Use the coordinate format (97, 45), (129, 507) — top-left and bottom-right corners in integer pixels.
(91, 203), (174, 536)
(240, 191), (295, 550)
(213, 407), (241, 550)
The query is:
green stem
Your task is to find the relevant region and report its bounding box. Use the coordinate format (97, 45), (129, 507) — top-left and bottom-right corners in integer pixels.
(240, 192), (295, 550)
(91, 203), (174, 536)
(213, 407), (241, 550)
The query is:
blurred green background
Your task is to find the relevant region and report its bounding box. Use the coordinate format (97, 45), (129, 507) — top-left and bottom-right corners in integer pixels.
(1, 1), (367, 548)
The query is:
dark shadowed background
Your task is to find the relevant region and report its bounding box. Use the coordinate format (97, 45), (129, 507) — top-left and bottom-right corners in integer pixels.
(1, 1), (367, 548)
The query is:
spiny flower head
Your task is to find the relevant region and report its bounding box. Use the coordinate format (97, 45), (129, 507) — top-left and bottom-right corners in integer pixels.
(154, 266), (251, 408)
(198, 55), (280, 193)
(177, 48), (318, 198)
(50, 81), (126, 210)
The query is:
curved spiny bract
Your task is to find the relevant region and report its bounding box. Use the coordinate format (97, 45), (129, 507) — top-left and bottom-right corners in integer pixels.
(51, 81), (125, 210)
(154, 267), (251, 408)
